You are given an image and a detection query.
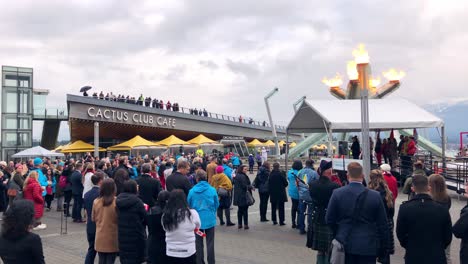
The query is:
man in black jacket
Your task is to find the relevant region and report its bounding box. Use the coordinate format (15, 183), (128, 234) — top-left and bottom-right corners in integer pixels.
(166, 160), (192, 196)
(136, 163), (161, 207)
(396, 175), (452, 264)
(83, 173), (104, 264)
(113, 156), (135, 179)
(70, 163), (84, 222)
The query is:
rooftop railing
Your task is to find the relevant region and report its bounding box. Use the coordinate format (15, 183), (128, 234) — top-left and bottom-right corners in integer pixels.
(33, 108), (68, 120)
(85, 96), (287, 130)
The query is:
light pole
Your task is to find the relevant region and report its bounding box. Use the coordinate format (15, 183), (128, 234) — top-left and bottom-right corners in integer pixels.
(264, 87), (280, 158)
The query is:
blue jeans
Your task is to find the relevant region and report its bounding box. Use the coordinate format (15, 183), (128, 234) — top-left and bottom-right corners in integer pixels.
(298, 200), (311, 233)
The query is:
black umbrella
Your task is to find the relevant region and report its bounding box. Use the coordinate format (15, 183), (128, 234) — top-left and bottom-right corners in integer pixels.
(80, 86), (92, 93)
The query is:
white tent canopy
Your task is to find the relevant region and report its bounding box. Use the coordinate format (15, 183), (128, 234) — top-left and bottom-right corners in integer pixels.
(12, 146), (65, 158)
(287, 99), (444, 133)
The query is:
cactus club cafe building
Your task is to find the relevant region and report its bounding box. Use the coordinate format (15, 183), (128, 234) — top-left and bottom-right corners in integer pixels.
(66, 95), (294, 157)
(285, 98), (447, 170)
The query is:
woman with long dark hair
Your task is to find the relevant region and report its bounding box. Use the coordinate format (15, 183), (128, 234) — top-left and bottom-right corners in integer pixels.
(44, 168), (56, 211)
(368, 170), (395, 264)
(147, 190), (170, 264)
(162, 190), (200, 263)
(0, 200), (45, 263)
(113, 168), (129, 196)
(233, 165), (253, 229)
(92, 178), (119, 264)
(429, 174), (452, 264)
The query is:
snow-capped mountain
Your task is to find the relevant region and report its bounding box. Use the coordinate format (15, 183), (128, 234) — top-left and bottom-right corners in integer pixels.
(423, 100), (468, 144)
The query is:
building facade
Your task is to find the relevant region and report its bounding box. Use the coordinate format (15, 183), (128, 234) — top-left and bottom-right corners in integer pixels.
(1, 66), (34, 160)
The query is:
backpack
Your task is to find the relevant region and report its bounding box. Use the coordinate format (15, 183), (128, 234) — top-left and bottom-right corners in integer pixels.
(59, 175), (68, 189)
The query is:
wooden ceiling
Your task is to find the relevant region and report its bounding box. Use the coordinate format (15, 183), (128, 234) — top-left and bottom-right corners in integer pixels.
(69, 118), (235, 145)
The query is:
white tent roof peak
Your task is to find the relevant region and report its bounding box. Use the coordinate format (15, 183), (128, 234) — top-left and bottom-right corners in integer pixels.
(12, 146), (65, 158)
(287, 98), (444, 133)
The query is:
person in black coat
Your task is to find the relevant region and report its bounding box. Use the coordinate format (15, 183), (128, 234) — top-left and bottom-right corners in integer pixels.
(351, 136), (361, 160)
(166, 160), (192, 196)
(253, 162), (270, 222)
(70, 163), (84, 222)
(116, 180), (147, 264)
(147, 191), (170, 264)
(396, 175), (452, 264)
(268, 162), (288, 225)
(136, 163), (161, 207)
(307, 165), (340, 263)
(233, 165), (252, 229)
(453, 203), (468, 264)
(83, 173), (104, 264)
(0, 199), (45, 264)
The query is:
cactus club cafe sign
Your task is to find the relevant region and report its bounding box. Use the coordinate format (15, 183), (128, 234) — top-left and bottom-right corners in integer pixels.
(86, 106), (176, 128)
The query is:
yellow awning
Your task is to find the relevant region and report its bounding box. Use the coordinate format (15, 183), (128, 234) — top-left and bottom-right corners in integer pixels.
(60, 140), (106, 153)
(264, 140), (276, 147)
(156, 135), (191, 146)
(247, 139), (264, 147)
(289, 142), (297, 148)
(187, 134), (217, 145)
(279, 140), (286, 146)
(107, 135), (162, 151)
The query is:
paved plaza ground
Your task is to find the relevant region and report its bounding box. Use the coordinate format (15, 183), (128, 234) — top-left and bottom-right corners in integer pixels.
(11, 178), (467, 264)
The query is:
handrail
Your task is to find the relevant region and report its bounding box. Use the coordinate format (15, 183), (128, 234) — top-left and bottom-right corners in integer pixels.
(84, 96), (287, 130)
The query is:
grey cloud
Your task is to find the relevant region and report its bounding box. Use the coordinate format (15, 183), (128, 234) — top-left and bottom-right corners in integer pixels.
(199, 60), (219, 70)
(226, 59), (260, 78)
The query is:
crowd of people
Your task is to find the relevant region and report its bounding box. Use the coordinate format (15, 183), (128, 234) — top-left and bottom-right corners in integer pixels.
(82, 91), (271, 128)
(0, 150), (467, 264)
(350, 134), (418, 178)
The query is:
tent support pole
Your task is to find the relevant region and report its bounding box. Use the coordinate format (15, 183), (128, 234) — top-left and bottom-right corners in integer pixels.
(285, 130), (289, 171)
(441, 125), (446, 174)
(94, 122), (99, 158)
(328, 128), (333, 158)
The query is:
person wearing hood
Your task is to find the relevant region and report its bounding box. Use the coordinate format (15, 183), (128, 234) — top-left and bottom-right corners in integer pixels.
(211, 166), (235, 226)
(248, 154), (255, 174)
(116, 180), (147, 264)
(253, 162), (270, 222)
(188, 170), (219, 264)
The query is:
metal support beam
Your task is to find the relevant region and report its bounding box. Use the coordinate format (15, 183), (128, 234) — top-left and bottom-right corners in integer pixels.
(358, 63), (371, 181)
(293, 96), (308, 158)
(94, 122), (99, 158)
(441, 125), (446, 173)
(265, 87), (280, 158)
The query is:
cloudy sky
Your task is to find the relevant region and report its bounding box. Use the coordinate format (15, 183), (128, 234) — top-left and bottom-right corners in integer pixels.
(1, 0), (467, 140)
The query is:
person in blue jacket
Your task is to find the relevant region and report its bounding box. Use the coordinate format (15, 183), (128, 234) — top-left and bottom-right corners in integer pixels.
(188, 170), (219, 264)
(222, 159), (233, 180)
(287, 160), (303, 229)
(30, 157), (48, 197)
(231, 154), (241, 170)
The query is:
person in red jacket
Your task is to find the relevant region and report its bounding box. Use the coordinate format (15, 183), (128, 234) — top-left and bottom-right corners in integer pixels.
(407, 136), (417, 156)
(380, 164), (398, 202)
(23, 171), (46, 230)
